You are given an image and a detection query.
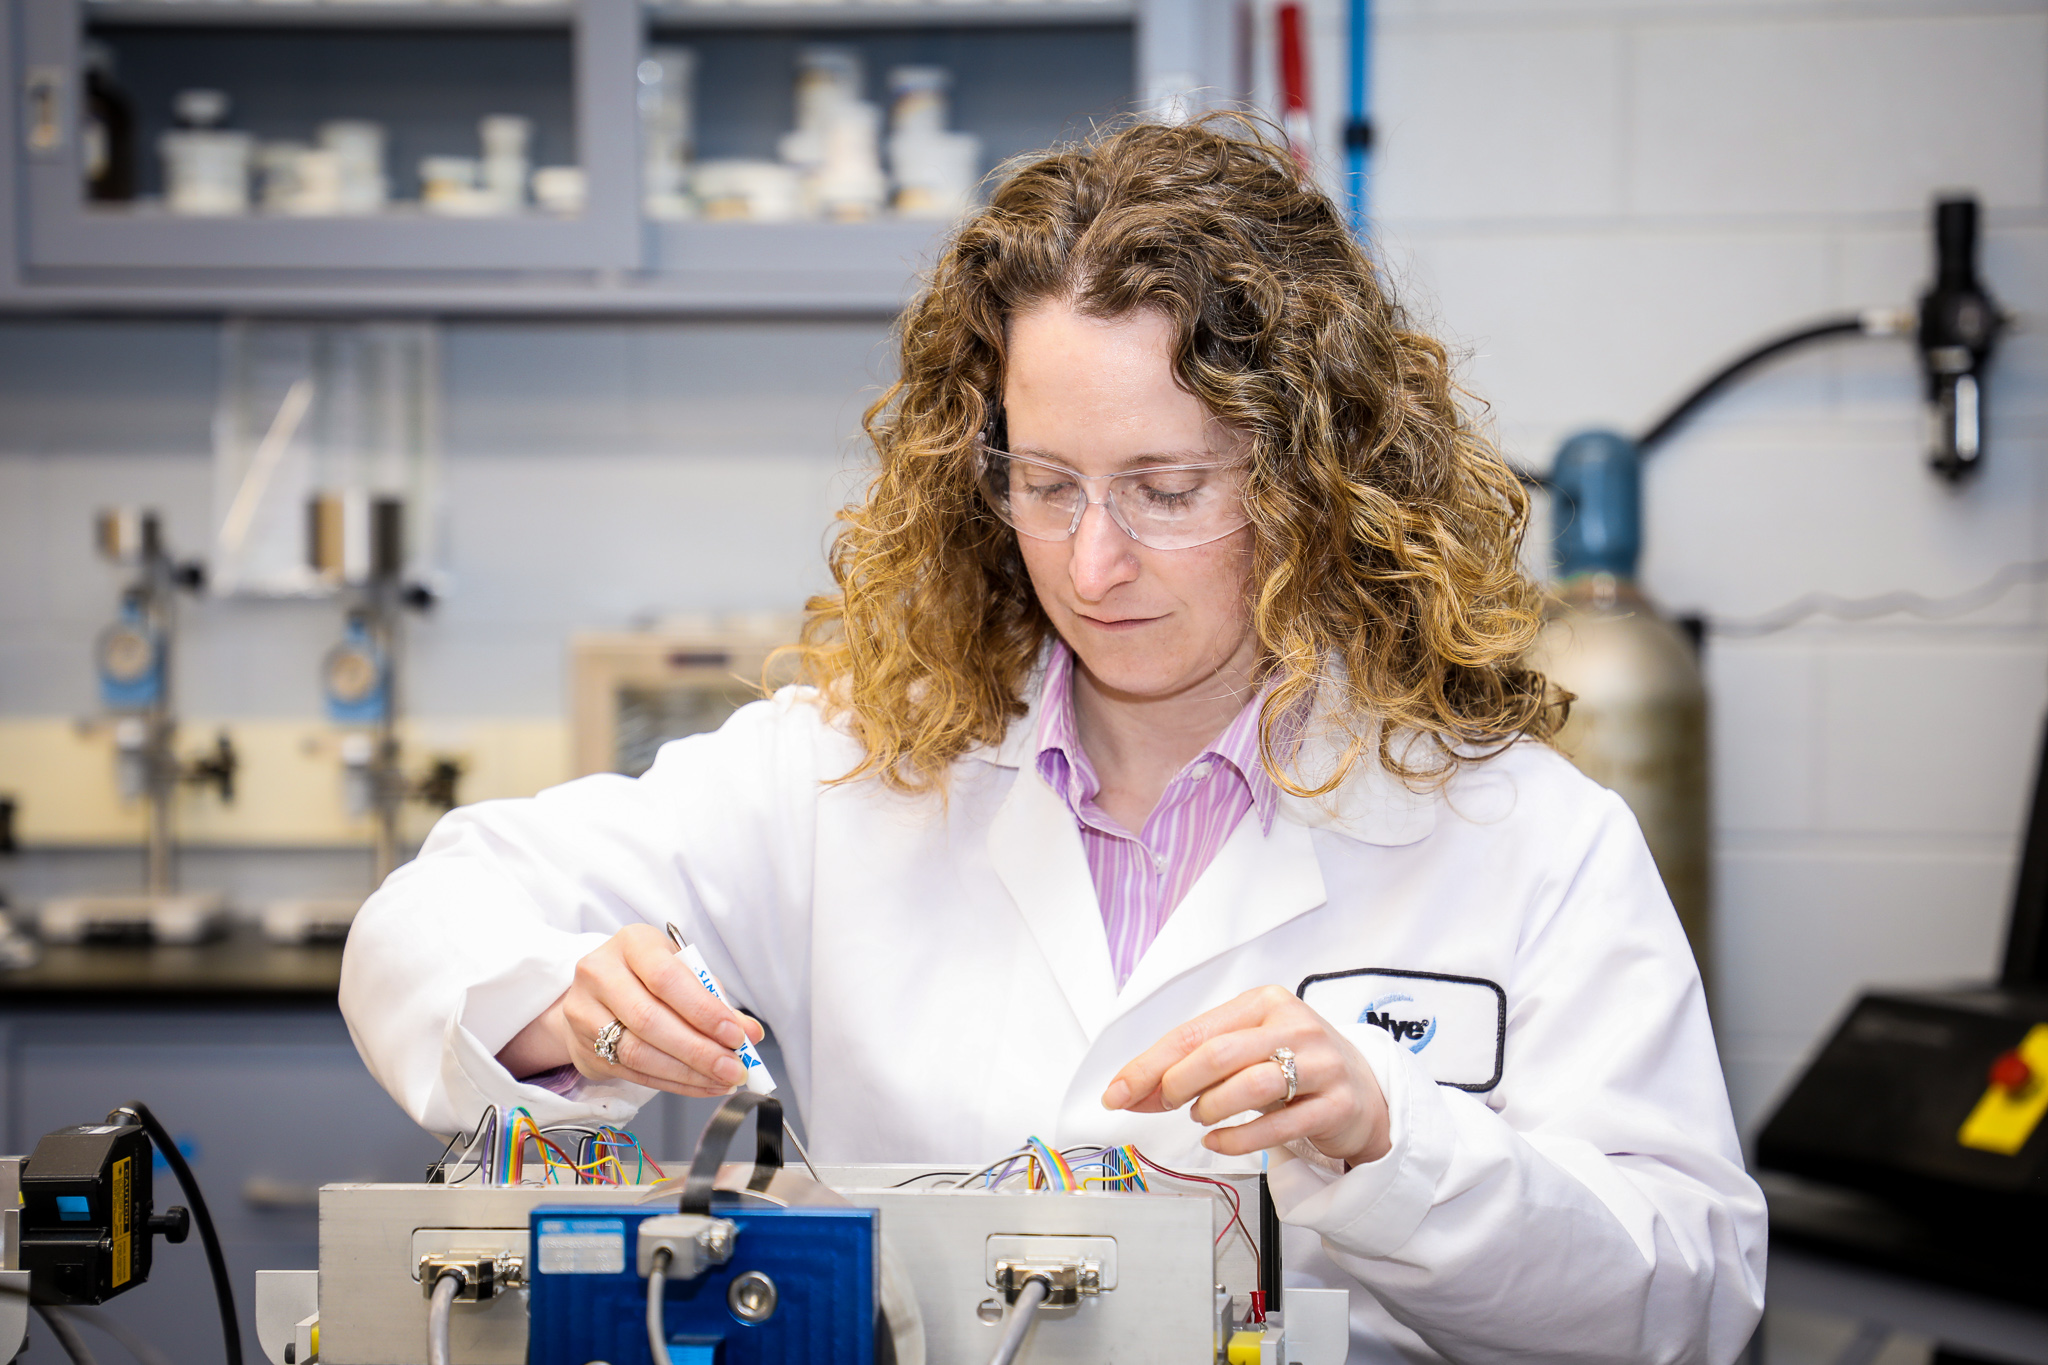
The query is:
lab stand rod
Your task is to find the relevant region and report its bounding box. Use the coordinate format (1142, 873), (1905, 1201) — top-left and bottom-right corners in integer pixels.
(142, 554), (180, 896)
(370, 580), (403, 887)
(145, 717), (174, 895)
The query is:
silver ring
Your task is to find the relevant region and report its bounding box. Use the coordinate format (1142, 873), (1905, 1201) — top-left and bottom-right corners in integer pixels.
(594, 1019), (625, 1066)
(1271, 1046), (1298, 1104)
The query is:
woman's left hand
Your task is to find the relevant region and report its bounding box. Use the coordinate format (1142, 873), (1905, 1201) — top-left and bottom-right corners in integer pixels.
(1100, 985), (1392, 1166)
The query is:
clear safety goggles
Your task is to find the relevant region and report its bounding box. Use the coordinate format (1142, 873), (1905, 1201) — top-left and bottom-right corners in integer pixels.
(977, 447), (1250, 551)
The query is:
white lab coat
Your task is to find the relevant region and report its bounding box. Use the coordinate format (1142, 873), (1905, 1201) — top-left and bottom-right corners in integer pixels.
(341, 682), (1766, 1365)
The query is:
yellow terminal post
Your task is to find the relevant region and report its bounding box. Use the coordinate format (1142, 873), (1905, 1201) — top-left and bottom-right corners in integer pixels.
(1228, 1328), (1266, 1364)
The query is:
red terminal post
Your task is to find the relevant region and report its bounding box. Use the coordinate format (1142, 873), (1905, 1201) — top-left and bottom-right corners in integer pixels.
(1988, 1048), (2033, 1093)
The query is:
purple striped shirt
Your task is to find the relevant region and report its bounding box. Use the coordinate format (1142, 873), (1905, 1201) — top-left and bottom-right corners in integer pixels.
(1033, 643), (1280, 989)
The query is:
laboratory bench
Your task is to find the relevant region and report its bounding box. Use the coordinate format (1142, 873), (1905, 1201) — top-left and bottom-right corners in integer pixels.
(0, 925), (703, 1364)
(0, 918), (344, 999)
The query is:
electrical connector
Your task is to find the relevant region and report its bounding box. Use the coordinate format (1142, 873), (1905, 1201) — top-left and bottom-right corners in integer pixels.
(635, 1214), (736, 1283)
(416, 1251), (522, 1302)
(991, 1258), (1101, 1307)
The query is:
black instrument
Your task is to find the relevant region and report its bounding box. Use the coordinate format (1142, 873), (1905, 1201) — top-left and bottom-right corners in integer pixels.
(1755, 716), (2048, 1310)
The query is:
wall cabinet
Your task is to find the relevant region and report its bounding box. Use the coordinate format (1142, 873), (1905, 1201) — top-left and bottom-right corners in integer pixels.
(2, 0), (1232, 314)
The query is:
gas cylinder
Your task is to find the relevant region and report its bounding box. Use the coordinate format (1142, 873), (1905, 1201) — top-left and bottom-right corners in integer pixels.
(1527, 431), (1712, 990)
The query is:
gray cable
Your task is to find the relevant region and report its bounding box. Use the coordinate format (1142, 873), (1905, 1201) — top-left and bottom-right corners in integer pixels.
(984, 1277), (1049, 1365)
(1709, 556), (2048, 637)
(63, 1305), (176, 1365)
(646, 1247), (673, 1365)
(425, 1270), (462, 1365)
(34, 1306), (100, 1365)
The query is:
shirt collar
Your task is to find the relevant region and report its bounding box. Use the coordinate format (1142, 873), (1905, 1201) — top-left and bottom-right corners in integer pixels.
(1030, 640), (1283, 835)
(968, 641), (1438, 848)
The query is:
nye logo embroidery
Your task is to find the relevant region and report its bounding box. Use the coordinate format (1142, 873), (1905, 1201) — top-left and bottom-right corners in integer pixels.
(1361, 993), (1438, 1052)
(1298, 968), (1506, 1092)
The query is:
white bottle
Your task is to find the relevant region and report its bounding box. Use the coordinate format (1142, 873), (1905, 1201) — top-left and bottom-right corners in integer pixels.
(640, 47), (695, 219)
(478, 114), (532, 214)
(160, 88), (251, 216)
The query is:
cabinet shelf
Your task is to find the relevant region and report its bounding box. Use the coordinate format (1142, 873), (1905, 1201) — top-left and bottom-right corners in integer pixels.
(8, 217), (951, 313)
(644, 1), (1132, 31)
(83, 1), (575, 29)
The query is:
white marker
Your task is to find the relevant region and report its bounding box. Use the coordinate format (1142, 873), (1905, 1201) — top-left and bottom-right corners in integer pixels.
(665, 923), (776, 1095)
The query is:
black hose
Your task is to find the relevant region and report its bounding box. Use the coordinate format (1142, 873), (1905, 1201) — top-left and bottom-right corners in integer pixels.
(114, 1103), (241, 1365)
(1638, 317), (1866, 455)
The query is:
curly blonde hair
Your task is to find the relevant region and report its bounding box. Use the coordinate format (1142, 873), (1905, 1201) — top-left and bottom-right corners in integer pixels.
(790, 115), (1561, 796)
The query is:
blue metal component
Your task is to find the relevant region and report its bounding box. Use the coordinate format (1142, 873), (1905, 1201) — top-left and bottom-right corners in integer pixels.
(96, 600), (164, 710)
(1549, 430), (1643, 580)
(1347, 0), (1372, 235)
(322, 617), (389, 725)
(526, 1203), (877, 1365)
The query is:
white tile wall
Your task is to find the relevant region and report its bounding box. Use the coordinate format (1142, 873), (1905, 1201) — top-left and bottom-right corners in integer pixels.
(1389, 229), (1836, 451)
(1363, 0), (2048, 1142)
(1629, 14), (2048, 217)
(1372, 24), (1627, 220)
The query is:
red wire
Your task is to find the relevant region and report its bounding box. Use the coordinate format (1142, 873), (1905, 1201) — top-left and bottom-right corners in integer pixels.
(1131, 1150), (1260, 1278)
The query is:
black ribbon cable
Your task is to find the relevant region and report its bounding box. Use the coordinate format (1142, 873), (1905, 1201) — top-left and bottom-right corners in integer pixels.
(1258, 1172), (1283, 1315)
(679, 1092), (784, 1215)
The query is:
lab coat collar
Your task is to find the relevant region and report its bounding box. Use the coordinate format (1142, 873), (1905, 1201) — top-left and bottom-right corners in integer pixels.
(978, 650), (1436, 1038)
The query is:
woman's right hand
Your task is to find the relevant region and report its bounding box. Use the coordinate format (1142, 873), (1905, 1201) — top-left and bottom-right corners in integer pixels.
(496, 924), (766, 1096)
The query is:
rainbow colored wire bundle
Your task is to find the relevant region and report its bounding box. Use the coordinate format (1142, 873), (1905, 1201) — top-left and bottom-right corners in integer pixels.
(435, 1105), (665, 1186)
(944, 1137), (1257, 1277)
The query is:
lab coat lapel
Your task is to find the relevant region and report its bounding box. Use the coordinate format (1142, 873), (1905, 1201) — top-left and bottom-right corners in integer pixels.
(1110, 807), (1327, 1011)
(986, 758), (1121, 1040)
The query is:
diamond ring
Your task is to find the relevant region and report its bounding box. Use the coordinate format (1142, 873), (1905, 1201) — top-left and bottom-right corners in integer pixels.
(594, 1019), (626, 1066)
(1271, 1046), (1298, 1105)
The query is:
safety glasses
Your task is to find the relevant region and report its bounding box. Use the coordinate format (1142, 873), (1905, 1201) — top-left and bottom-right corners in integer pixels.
(977, 447), (1250, 551)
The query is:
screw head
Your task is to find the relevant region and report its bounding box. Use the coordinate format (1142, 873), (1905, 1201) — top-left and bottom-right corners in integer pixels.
(728, 1271), (778, 1324)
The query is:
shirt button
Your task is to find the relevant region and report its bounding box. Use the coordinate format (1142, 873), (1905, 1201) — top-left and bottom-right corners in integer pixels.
(1191, 760), (1214, 779)
(1151, 852), (1167, 874)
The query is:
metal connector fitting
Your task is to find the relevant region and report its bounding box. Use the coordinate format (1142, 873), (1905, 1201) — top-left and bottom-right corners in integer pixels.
(636, 1214), (738, 1282)
(418, 1252), (523, 1301)
(992, 1258), (1102, 1307)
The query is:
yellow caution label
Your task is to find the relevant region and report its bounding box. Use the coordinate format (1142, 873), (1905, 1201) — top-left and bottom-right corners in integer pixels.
(1959, 1023), (2048, 1155)
(111, 1155), (132, 1288)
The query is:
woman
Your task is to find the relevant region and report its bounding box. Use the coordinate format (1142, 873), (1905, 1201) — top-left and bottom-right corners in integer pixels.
(341, 118), (1765, 1362)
